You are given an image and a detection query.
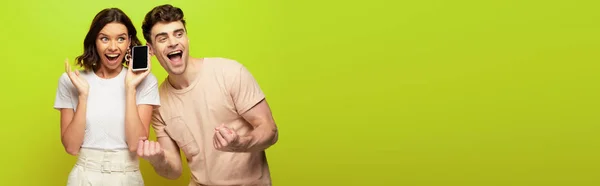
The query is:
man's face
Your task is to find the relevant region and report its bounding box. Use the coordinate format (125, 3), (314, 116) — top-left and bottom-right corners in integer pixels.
(96, 23), (130, 70)
(149, 21), (189, 75)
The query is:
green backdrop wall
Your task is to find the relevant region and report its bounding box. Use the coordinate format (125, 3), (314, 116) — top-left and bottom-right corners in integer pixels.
(0, 0), (599, 185)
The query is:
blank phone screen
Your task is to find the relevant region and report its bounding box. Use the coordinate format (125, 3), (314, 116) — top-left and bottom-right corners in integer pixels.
(132, 46), (148, 69)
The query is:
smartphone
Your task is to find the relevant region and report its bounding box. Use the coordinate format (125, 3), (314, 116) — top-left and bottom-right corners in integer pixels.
(131, 46), (149, 71)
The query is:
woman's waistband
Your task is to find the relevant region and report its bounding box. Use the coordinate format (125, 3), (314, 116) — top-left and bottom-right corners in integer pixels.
(75, 148), (139, 173)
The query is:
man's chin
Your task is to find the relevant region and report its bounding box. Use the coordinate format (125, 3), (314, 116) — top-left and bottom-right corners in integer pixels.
(168, 66), (186, 75)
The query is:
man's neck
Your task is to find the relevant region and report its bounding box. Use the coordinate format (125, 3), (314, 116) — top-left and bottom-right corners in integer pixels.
(168, 57), (203, 90)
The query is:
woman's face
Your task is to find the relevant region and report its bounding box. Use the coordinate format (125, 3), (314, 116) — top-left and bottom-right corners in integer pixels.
(95, 22), (130, 71)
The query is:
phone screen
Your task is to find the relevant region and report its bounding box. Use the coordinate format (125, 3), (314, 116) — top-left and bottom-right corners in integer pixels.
(132, 46), (148, 70)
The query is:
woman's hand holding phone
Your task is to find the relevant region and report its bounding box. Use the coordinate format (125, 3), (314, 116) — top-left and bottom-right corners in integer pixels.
(125, 50), (151, 90)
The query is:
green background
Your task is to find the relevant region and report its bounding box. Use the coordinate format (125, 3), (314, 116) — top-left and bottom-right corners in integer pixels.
(1, 0), (599, 185)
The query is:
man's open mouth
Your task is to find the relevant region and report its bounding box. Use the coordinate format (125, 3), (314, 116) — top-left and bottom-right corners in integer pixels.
(167, 50), (183, 61)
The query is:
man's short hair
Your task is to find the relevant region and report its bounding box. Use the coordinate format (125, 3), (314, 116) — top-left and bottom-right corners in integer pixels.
(142, 4), (186, 43)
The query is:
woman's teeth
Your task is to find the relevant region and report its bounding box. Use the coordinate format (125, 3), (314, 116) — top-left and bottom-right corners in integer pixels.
(106, 54), (120, 62)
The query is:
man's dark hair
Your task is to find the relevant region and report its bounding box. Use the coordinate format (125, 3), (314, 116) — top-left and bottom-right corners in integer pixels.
(75, 8), (142, 71)
(142, 4), (186, 43)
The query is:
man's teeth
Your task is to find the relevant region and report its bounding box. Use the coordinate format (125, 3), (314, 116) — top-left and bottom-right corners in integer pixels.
(168, 51), (182, 55)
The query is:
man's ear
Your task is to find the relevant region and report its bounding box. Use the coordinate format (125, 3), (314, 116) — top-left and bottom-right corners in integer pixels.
(147, 43), (154, 56)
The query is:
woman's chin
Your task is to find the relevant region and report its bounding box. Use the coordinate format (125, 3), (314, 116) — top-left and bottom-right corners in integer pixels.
(101, 60), (123, 70)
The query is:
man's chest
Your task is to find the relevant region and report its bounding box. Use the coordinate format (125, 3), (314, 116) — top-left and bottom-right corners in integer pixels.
(159, 89), (239, 132)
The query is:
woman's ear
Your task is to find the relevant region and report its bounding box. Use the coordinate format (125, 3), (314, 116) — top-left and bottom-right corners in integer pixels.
(127, 35), (133, 47)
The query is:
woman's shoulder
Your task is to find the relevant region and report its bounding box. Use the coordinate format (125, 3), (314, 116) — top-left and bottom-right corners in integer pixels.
(138, 71), (159, 87)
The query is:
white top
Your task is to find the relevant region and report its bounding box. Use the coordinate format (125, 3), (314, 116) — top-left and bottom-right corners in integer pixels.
(53, 67), (160, 150)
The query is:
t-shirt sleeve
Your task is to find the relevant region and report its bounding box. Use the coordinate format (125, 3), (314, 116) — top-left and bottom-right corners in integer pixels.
(151, 108), (169, 138)
(53, 73), (75, 110)
(227, 61), (266, 114)
(136, 73), (161, 106)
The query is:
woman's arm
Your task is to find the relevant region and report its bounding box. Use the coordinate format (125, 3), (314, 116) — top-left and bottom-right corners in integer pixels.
(124, 87), (153, 152)
(59, 60), (90, 156)
(60, 95), (88, 156)
(124, 56), (159, 152)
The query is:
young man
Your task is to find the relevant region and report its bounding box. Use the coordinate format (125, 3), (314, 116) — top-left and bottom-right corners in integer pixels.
(136, 4), (279, 186)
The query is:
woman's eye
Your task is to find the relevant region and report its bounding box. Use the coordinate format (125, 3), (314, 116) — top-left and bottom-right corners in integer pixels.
(101, 37), (108, 42)
(118, 37), (125, 42)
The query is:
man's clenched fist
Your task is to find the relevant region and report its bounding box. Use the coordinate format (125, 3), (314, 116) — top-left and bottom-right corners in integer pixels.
(214, 124), (241, 152)
(137, 139), (164, 163)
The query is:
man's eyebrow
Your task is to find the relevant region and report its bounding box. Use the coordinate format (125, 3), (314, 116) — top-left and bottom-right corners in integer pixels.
(154, 32), (168, 40)
(174, 28), (185, 33)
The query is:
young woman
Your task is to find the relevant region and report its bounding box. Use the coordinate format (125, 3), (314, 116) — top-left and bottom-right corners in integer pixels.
(53, 8), (159, 186)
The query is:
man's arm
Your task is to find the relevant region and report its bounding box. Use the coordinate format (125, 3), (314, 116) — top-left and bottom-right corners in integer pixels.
(219, 60), (279, 152)
(139, 136), (184, 180)
(138, 110), (184, 180)
(235, 99), (279, 152)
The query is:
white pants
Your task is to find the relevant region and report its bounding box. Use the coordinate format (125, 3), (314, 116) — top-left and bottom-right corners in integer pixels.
(66, 148), (144, 186)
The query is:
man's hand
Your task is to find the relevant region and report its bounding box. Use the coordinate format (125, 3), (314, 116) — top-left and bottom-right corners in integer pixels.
(213, 124), (241, 152)
(137, 138), (165, 163)
(137, 136), (184, 180)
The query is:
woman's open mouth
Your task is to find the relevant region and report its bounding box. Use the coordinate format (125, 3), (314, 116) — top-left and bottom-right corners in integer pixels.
(105, 54), (120, 64)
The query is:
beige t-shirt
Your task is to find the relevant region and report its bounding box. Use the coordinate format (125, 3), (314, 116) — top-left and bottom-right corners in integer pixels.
(151, 58), (271, 186)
